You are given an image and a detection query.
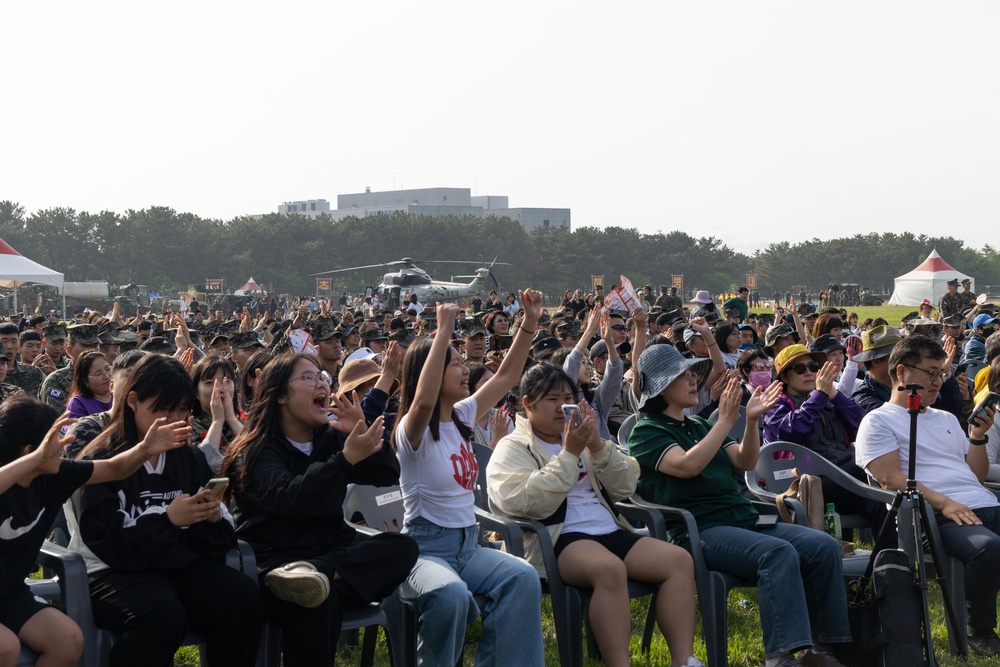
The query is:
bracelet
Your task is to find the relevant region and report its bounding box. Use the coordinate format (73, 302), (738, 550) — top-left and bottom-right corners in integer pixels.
(970, 435), (989, 446)
(706, 341), (717, 347)
(519, 325), (534, 335)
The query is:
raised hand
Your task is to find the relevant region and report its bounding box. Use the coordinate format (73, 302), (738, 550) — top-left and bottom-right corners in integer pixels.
(328, 390), (365, 433)
(342, 416), (386, 464)
(381, 341), (403, 378)
(138, 417), (192, 458)
(435, 302), (462, 333)
(746, 380), (783, 421)
(210, 379), (226, 423)
(716, 376), (742, 425)
(562, 405), (593, 457)
(583, 305), (603, 337)
(815, 361), (839, 398)
(520, 289), (544, 323)
(33, 414), (77, 474)
(844, 335), (863, 360)
(942, 335), (956, 374)
(689, 316), (711, 338)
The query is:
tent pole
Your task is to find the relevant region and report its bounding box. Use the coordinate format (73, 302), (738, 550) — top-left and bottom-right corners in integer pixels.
(13, 284), (17, 316)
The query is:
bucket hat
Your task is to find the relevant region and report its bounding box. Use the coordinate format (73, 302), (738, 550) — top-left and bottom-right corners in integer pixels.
(635, 344), (712, 411)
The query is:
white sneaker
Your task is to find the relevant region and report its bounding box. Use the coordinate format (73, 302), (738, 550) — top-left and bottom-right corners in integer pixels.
(265, 561), (330, 608)
(675, 657), (707, 667)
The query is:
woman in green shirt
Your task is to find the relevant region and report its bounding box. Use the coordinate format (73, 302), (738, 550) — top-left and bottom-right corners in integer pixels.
(627, 344), (852, 667)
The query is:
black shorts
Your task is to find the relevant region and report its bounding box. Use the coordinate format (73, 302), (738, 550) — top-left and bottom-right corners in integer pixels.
(554, 530), (642, 561)
(0, 587), (51, 634)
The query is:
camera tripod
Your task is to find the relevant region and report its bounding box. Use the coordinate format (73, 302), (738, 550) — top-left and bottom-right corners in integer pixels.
(852, 384), (962, 666)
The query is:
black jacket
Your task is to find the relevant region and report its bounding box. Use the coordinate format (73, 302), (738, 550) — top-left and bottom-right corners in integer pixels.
(231, 426), (400, 571)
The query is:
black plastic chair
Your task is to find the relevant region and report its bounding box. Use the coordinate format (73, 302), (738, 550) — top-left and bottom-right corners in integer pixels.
(18, 543), (90, 667)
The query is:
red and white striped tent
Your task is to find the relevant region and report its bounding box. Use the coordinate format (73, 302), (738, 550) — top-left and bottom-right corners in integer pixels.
(234, 277), (266, 296)
(888, 249), (973, 306)
(0, 237), (66, 315)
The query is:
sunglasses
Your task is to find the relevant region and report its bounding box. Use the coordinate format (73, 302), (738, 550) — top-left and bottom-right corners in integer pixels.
(787, 361), (821, 375)
(610, 325), (628, 332)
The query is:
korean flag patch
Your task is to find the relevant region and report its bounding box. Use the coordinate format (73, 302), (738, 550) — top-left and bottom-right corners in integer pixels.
(49, 389), (62, 398)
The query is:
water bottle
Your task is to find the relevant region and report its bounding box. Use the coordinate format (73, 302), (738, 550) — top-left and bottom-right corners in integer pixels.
(824, 502), (842, 540)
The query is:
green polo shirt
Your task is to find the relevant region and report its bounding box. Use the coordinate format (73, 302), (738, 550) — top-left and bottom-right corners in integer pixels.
(628, 412), (757, 543)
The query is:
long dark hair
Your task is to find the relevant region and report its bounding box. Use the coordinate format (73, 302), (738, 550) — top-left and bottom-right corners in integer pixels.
(222, 353), (326, 490)
(190, 355), (238, 419)
(238, 350), (272, 412)
(394, 338), (472, 446)
(70, 351), (108, 399)
(0, 397), (59, 465)
(714, 324), (738, 354)
(518, 364), (575, 417)
(78, 355), (193, 459)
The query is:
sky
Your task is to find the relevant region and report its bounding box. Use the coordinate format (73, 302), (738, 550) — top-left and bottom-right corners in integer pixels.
(3, 2), (998, 255)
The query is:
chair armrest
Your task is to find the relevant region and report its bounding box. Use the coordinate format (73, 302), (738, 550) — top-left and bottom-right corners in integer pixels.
(35, 543), (91, 628)
(627, 496), (714, 595)
(474, 506), (524, 558)
(615, 500), (666, 540)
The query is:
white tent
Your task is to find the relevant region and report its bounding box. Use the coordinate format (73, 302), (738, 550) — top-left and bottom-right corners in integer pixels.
(0, 237), (66, 316)
(888, 249), (973, 306)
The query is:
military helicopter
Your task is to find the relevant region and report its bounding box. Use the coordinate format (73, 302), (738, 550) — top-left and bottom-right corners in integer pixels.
(311, 257), (509, 310)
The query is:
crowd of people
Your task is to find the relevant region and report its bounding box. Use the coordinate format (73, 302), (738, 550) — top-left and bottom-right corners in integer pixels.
(1, 279), (999, 667)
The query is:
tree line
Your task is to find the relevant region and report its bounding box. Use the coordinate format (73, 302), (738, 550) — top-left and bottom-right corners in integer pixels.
(1, 200), (997, 300)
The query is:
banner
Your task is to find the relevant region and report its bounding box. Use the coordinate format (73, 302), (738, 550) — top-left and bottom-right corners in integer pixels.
(205, 279), (223, 291)
(671, 274), (684, 290)
(316, 277), (332, 292)
(591, 275), (604, 292)
(746, 274), (758, 290)
(603, 289), (628, 313)
(617, 275), (641, 312)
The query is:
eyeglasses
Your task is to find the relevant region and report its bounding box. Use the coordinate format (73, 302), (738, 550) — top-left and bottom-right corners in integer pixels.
(610, 325), (628, 332)
(901, 364), (948, 384)
(787, 361), (821, 375)
(750, 363), (773, 371)
(291, 370), (333, 387)
(88, 367), (113, 380)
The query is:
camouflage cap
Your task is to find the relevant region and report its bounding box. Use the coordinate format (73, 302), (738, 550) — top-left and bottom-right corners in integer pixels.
(762, 324), (798, 356)
(536, 312), (552, 326)
(98, 327), (120, 346)
(460, 318), (487, 338)
(360, 328), (388, 342)
(43, 322), (67, 340)
(116, 329), (140, 344)
(140, 336), (177, 355)
(387, 328), (415, 347)
(310, 316), (340, 342)
(947, 279), (960, 287)
(67, 323), (100, 345)
(221, 320), (242, 337)
(556, 320), (583, 339)
(231, 331), (264, 349)
(796, 304), (816, 317)
(941, 313), (965, 327)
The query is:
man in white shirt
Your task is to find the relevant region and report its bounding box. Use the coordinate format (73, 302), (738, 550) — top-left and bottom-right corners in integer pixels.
(855, 335), (1000, 655)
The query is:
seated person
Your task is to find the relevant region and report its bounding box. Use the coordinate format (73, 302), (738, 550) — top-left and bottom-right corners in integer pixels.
(763, 344), (885, 531)
(628, 344), (850, 667)
(856, 335), (1000, 655)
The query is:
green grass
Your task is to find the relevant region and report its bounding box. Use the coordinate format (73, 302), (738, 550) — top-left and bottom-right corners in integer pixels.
(169, 580), (1000, 666)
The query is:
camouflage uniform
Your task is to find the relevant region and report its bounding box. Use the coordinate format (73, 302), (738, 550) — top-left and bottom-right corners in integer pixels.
(65, 411), (110, 459)
(938, 292), (964, 319)
(6, 360), (46, 398)
(0, 382), (24, 401)
(40, 364), (73, 411)
(960, 284), (977, 311)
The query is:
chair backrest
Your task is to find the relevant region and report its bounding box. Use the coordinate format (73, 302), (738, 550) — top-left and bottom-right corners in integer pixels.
(618, 413), (639, 449)
(472, 441), (493, 510)
(708, 405), (749, 442)
(344, 484), (405, 533)
(751, 441), (892, 505)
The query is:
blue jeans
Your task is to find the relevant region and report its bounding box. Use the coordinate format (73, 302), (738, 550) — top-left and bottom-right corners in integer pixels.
(394, 517), (544, 667)
(695, 522), (851, 658)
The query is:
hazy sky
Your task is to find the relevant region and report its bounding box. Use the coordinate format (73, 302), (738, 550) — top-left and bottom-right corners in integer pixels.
(3, 2), (998, 255)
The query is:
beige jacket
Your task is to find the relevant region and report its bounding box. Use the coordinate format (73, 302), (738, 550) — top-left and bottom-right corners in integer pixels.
(486, 416), (639, 574)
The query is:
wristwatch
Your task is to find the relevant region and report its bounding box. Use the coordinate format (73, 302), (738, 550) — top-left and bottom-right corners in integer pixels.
(969, 435), (989, 446)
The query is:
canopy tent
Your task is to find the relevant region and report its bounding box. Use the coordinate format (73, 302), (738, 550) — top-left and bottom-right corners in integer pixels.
(0, 238), (66, 316)
(233, 277), (266, 297)
(888, 249), (973, 306)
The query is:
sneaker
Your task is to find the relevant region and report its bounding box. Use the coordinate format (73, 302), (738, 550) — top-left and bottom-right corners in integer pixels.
(762, 654), (800, 667)
(674, 658), (707, 667)
(968, 628), (1000, 656)
(265, 561), (330, 608)
(797, 645), (847, 667)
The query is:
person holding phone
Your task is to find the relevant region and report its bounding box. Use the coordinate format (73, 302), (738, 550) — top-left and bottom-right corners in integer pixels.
(72, 354), (262, 667)
(627, 344), (850, 667)
(487, 363), (704, 667)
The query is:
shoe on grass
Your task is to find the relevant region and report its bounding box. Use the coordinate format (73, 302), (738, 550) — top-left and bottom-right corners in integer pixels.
(265, 561), (330, 608)
(797, 645), (847, 667)
(968, 628), (1000, 656)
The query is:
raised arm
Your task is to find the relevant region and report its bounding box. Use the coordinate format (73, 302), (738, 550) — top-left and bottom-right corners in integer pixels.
(472, 289), (542, 422)
(403, 302), (461, 447)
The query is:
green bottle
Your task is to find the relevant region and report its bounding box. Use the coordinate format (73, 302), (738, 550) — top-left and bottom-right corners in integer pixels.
(824, 502), (842, 540)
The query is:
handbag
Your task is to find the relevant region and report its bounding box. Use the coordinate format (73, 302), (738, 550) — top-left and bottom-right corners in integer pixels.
(774, 467), (826, 531)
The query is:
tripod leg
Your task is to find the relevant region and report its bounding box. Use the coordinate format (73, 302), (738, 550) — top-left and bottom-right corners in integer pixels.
(910, 494), (939, 667)
(918, 493), (967, 657)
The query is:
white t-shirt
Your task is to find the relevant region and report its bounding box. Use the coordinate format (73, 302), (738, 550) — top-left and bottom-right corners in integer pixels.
(855, 402), (999, 511)
(538, 437), (619, 536)
(395, 396), (478, 528)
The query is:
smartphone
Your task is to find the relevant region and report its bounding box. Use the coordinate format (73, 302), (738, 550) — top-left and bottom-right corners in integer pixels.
(561, 404), (582, 426)
(972, 392), (1000, 424)
(205, 477), (229, 498)
(490, 335), (513, 351)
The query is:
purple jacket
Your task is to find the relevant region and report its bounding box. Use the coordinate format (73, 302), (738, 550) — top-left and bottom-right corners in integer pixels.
(762, 390), (866, 467)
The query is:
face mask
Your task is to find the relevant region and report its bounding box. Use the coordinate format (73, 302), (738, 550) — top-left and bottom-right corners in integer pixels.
(749, 371), (773, 389)
(982, 327), (996, 338)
